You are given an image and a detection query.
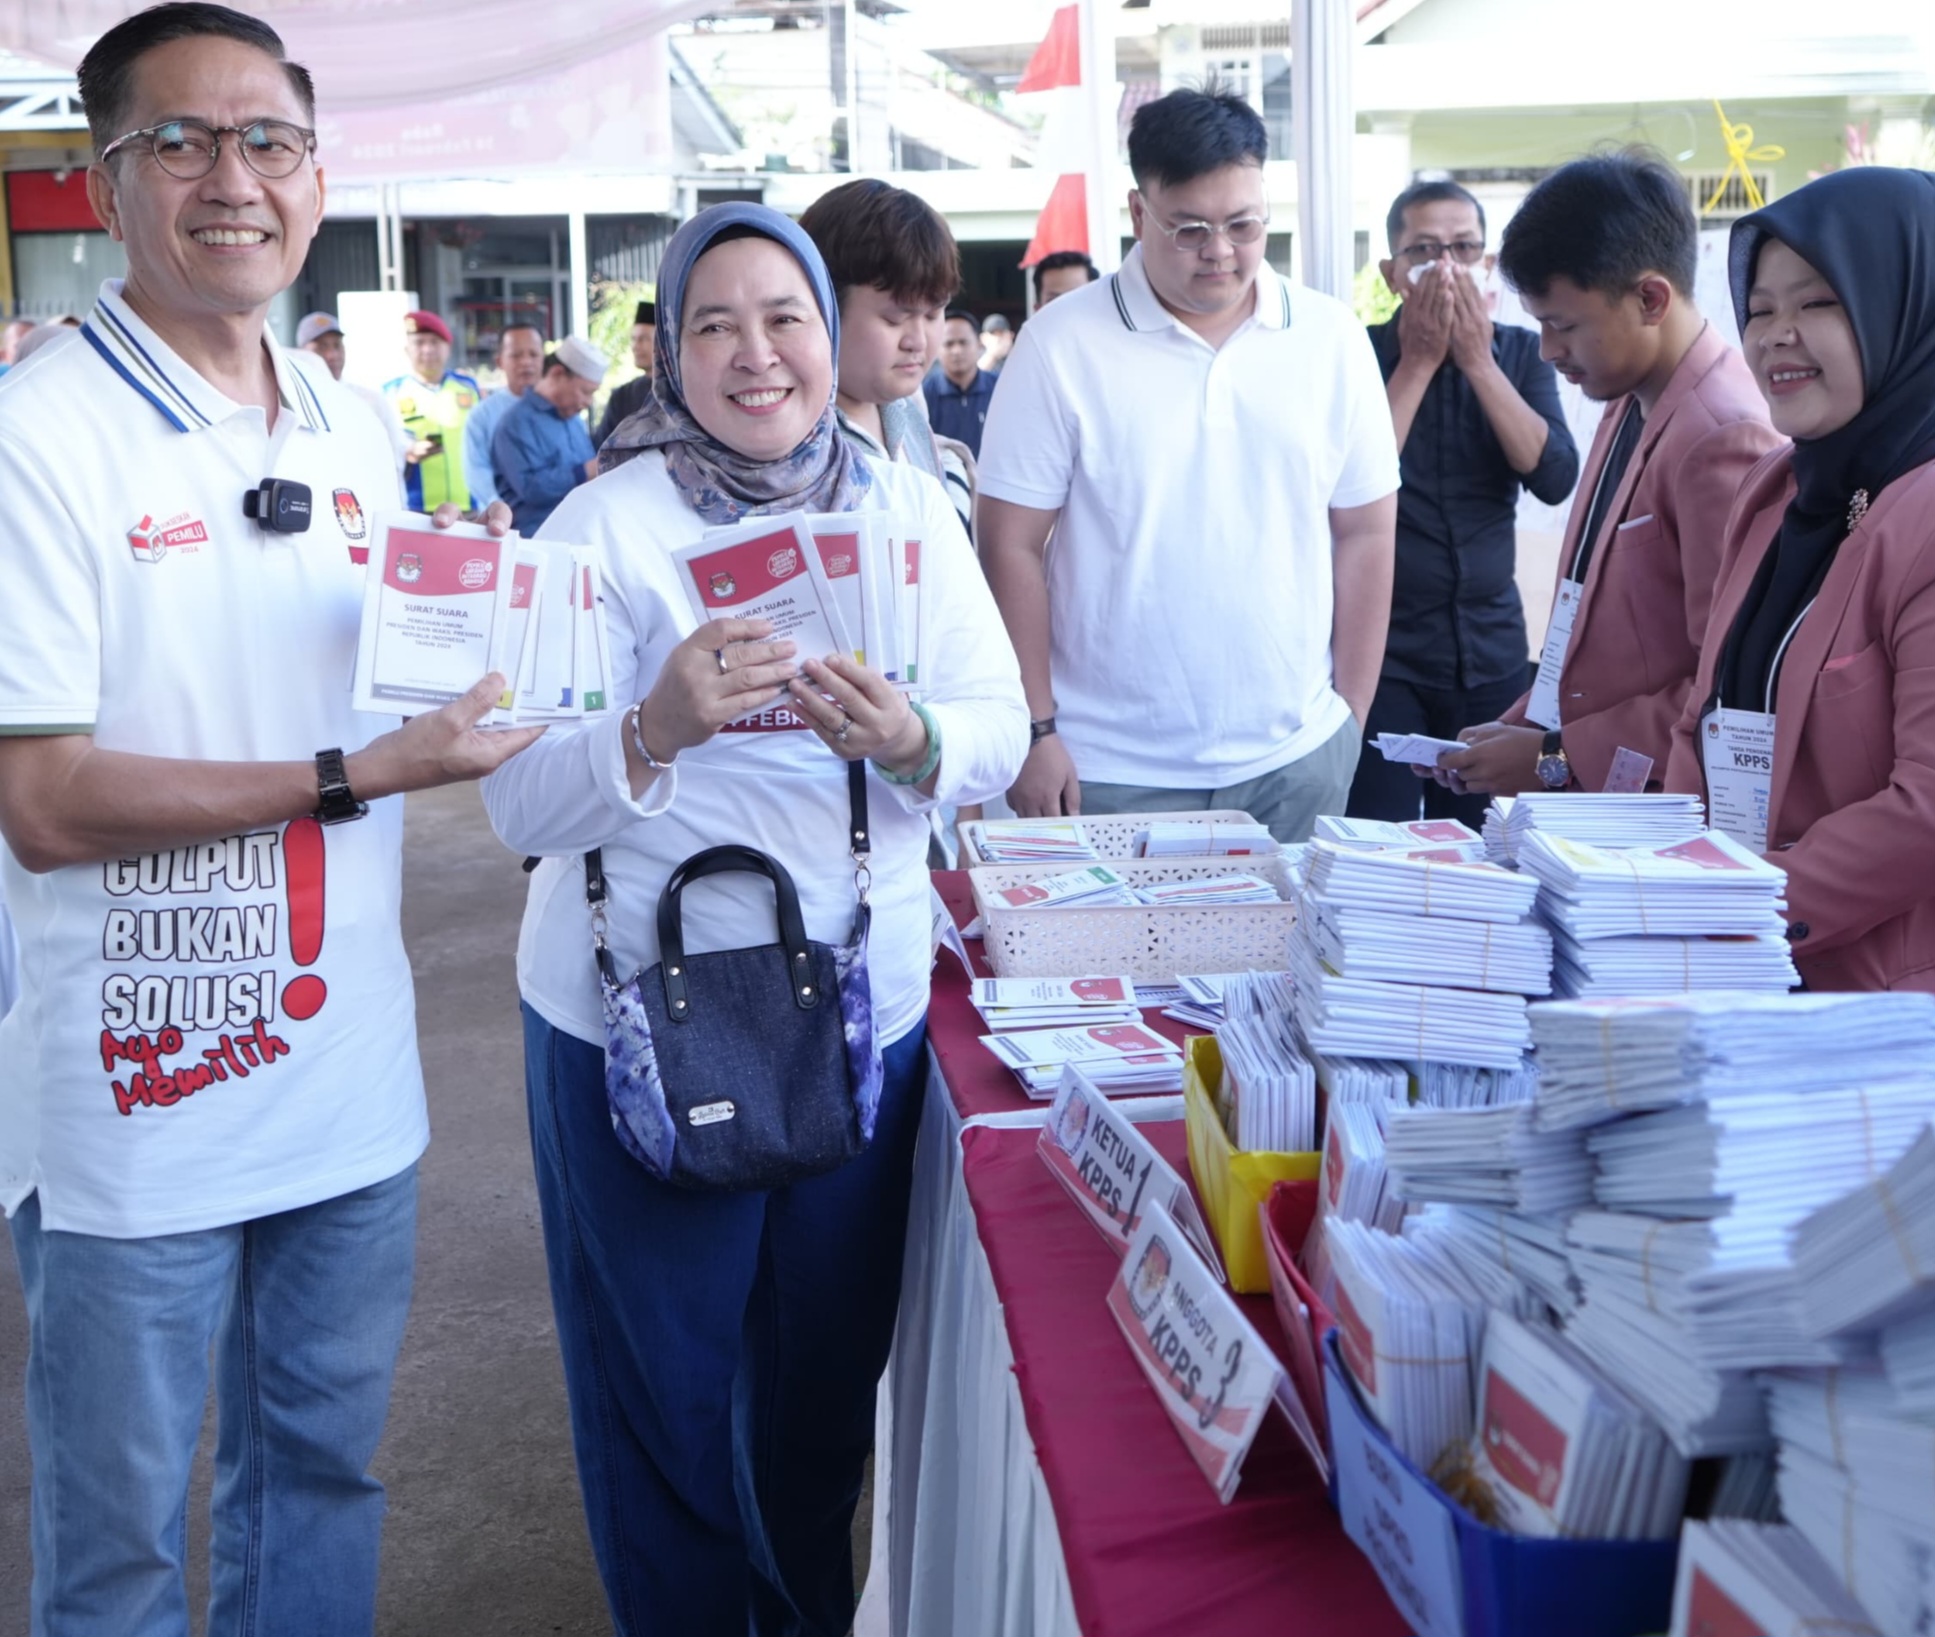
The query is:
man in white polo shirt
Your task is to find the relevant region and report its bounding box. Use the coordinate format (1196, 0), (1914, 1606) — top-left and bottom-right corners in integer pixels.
(0, 7), (538, 1630)
(978, 86), (1399, 840)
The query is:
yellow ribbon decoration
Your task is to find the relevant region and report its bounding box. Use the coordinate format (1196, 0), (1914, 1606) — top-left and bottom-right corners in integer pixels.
(1703, 100), (1785, 215)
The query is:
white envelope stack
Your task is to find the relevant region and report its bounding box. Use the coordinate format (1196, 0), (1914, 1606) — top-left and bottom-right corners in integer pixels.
(1314, 813), (1489, 862)
(978, 1018), (1185, 1098)
(968, 974), (1141, 1032)
(1668, 1521), (1884, 1637)
(1790, 1122), (1935, 1341)
(1385, 1103), (1594, 1215)
(1481, 792), (1706, 865)
(1467, 1310), (1689, 1541)
(1291, 840), (1548, 1069)
(1764, 1368), (1934, 1637)
(1415, 1204), (1579, 1320)
(964, 819), (1099, 863)
(1139, 819), (1278, 858)
(1412, 1055), (1539, 1110)
(1881, 1304), (1935, 1418)
(1213, 972), (1316, 1151)
(1517, 829), (1789, 942)
(1327, 1217), (1490, 1471)
(1400, 1206), (1553, 1323)
(984, 863), (1141, 910)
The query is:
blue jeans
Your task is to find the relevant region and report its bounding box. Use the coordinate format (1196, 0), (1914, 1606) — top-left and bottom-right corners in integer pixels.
(7, 1167), (418, 1637)
(522, 1004), (929, 1637)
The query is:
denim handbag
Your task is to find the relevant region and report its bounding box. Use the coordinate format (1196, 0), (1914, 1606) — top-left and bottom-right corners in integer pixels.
(587, 761), (885, 1192)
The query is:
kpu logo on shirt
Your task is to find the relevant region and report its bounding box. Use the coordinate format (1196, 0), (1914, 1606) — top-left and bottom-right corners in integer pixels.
(127, 511), (210, 563)
(333, 488), (367, 541)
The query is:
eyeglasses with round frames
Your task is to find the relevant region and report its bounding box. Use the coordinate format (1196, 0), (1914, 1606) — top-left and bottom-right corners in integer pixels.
(99, 118), (317, 181)
(1138, 195), (1271, 252)
(1397, 239), (1487, 266)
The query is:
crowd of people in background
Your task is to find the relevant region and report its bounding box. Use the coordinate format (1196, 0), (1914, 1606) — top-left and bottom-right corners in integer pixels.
(5, 3), (1935, 1637)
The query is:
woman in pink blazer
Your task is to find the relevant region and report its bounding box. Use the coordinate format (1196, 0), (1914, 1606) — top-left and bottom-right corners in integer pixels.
(1667, 167), (1935, 991)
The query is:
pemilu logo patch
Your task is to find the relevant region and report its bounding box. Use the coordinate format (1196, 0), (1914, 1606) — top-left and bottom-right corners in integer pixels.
(688, 1100), (736, 1127)
(332, 488), (367, 540)
(127, 512), (209, 563)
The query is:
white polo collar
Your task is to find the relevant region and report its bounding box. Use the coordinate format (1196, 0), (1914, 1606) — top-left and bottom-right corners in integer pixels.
(1107, 243), (1294, 337)
(81, 280), (331, 436)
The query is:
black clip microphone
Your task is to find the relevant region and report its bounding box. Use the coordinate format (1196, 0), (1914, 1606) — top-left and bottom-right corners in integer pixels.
(243, 478), (313, 534)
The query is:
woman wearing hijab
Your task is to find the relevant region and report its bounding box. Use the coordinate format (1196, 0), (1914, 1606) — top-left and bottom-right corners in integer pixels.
(1667, 166), (1935, 991)
(482, 206), (1026, 1633)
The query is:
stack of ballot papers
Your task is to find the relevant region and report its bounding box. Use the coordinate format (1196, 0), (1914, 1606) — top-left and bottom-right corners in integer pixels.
(983, 864), (1139, 910)
(1305, 898), (1553, 996)
(1668, 1521), (1884, 1637)
(1547, 928), (1798, 997)
(681, 511), (928, 694)
(1482, 792), (1705, 864)
(1562, 1212), (1770, 1454)
(1528, 991), (1935, 1132)
(1213, 973), (1316, 1151)
(1327, 1217), (1489, 1470)
(1412, 1055), (1539, 1109)
(1468, 1310), (1689, 1540)
(1411, 1204), (1577, 1320)
(1881, 1304), (1935, 1418)
(964, 819), (1098, 863)
(1320, 1103), (1404, 1233)
(1314, 813), (1487, 860)
(1138, 819), (1277, 857)
(1307, 1045), (1410, 1109)
(1766, 1369), (1934, 1637)
(1302, 841), (1538, 922)
(1157, 972), (1251, 1031)
(1291, 943), (1534, 1067)
(968, 974), (1140, 1032)
(352, 519), (614, 723)
(1790, 1123), (1935, 1340)
(1385, 1104), (1593, 1214)
(1516, 829), (1788, 939)
(979, 1020), (1185, 1098)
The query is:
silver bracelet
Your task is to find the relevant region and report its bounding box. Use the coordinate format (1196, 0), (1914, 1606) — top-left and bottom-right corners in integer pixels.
(627, 704), (675, 770)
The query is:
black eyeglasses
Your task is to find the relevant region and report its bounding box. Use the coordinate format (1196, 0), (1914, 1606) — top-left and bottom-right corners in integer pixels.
(1397, 239), (1487, 266)
(99, 119), (317, 180)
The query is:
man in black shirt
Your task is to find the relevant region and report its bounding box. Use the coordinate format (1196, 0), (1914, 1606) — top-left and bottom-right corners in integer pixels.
(592, 299), (656, 450)
(1346, 180), (1580, 826)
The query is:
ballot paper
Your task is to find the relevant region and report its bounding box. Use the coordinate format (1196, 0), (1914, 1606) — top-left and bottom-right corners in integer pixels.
(1414, 1204), (1577, 1319)
(802, 514), (872, 666)
(1412, 1055), (1540, 1110)
(673, 516), (849, 677)
(1791, 1123), (1935, 1340)
(1320, 1103), (1404, 1233)
(1469, 1310), (1688, 1540)
(1546, 926), (1799, 998)
(1307, 898), (1554, 996)
(1516, 829), (1788, 940)
(1482, 792), (1706, 864)
(353, 516), (517, 714)
(1766, 1369), (1935, 1637)
(1371, 732), (1468, 767)
(1527, 990), (1935, 1132)
(1669, 1521), (1885, 1637)
(1133, 874), (1280, 907)
(1314, 814), (1485, 855)
(986, 864), (1137, 910)
(1307, 1046), (1411, 1109)
(1881, 1303), (1935, 1418)
(1563, 1212), (1770, 1455)
(965, 819), (1098, 862)
(1214, 973), (1317, 1151)
(1107, 1198), (1297, 1502)
(981, 1020), (1184, 1098)
(1040, 1066), (1219, 1269)
(1327, 1218), (1488, 1471)
(489, 547), (540, 714)
(895, 530), (925, 689)
(1400, 1208), (1551, 1326)
(1384, 1103), (1593, 1214)
(1303, 841), (1539, 924)
(1290, 937), (1532, 1068)
(970, 974), (1141, 1032)
(1139, 819), (1278, 858)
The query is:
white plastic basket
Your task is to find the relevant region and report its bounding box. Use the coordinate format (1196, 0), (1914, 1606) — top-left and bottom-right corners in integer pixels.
(969, 857), (1299, 980)
(957, 809), (1268, 866)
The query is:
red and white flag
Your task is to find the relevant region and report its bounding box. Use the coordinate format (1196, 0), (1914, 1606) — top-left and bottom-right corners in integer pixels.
(1017, 1), (1115, 272)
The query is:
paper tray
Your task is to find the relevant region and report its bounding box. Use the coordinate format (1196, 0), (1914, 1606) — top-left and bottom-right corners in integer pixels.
(1181, 1036), (1319, 1294)
(1322, 1331), (1679, 1637)
(958, 809), (1271, 866)
(1261, 1181), (1335, 1463)
(969, 858), (1298, 981)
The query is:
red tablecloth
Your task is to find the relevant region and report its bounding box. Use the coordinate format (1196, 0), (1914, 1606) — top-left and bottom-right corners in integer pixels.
(959, 1116), (1409, 1637)
(928, 870), (1198, 1122)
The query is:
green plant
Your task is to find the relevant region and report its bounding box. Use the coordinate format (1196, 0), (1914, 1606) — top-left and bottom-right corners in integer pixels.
(588, 278), (654, 422)
(1353, 259), (1399, 327)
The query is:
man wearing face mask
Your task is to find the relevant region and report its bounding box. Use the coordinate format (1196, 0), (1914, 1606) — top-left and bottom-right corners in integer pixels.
(1346, 179), (1579, 827)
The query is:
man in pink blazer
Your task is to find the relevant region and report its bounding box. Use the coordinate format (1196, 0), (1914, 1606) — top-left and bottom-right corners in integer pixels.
(1434, 154), (1780, 798)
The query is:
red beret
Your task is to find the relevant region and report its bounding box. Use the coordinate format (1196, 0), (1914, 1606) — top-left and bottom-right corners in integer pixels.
(404, 309), (452, 344)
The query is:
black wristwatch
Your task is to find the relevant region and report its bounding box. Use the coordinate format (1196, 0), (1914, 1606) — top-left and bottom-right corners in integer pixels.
(1534, 730), (1572, 791)
(313, 748), (369, 824)
(1029, 715), (1058, 744)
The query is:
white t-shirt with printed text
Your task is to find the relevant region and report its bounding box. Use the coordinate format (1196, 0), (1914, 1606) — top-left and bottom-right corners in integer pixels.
(976, 247), (1400, 788)
(0, 282), (428, 1238)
